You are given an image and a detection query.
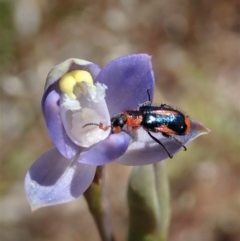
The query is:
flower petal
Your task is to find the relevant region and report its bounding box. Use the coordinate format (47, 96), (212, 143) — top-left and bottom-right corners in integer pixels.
(25, 148), (96, 210)
(42, 59), (102, 158)
(96, 54), (155, 115)
(63, 104), (110, 147)
(78, 132), (131, 165)
(117, 119), (210, 166)
(42, 88), (80, 159)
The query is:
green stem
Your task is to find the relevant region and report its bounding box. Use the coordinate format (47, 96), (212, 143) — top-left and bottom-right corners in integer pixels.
(128, 165), (159, 241)
(84, 166), (115, 241)
(153, 162), (171, 241)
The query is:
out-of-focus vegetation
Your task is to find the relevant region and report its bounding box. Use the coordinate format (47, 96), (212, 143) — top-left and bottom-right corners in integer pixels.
(0, 0), (239, 241)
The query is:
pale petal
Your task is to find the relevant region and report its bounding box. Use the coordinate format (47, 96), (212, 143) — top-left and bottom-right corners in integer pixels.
(42, 58), (102, 158)
(96, 54), (155, 115)
(25, 148), (96, 210)
(42, 89), (79, 159)
(67, 105), (110, 147)
(59, 82), (111, 147)
(78, 132), (131, 165)
(117, 119), (210, 165)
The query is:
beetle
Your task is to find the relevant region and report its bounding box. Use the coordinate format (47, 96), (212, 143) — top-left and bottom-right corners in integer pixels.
(83, 91), (191, 158)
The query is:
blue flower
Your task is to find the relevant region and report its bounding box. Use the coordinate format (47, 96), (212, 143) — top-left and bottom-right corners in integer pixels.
(25, 54), (209, 209)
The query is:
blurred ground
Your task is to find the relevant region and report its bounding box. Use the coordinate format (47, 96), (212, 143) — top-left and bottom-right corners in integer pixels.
(0, 0), (239, 241)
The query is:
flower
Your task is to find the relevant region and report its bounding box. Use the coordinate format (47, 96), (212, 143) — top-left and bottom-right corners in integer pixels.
(25, 54), (210, 210)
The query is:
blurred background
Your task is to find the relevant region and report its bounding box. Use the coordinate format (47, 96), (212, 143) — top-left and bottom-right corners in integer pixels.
(0, 0), (239, 241)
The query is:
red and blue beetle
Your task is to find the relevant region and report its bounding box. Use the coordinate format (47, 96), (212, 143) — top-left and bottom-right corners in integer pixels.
(83, 90), (190, 158)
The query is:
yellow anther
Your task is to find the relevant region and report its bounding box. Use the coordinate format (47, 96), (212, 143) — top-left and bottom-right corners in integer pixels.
(73, 71), (94, 86)
(59, 70), (94, 99)
(59, 74), (76, 99)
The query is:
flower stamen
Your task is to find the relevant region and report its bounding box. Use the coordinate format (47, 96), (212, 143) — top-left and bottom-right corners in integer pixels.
(73, 82), (88, 98)
(59, 70), (94, 99)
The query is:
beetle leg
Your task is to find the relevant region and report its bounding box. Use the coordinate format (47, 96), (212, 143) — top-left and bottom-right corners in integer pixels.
(162, 133), (187, 151)
(147, 131), (173, 158)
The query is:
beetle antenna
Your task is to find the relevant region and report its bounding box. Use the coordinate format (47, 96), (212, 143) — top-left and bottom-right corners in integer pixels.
(82, 122), (111, 131)
(82, 123), (99, 128)
(140, 89), (152, 107)
(147, 89), (151, 102)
